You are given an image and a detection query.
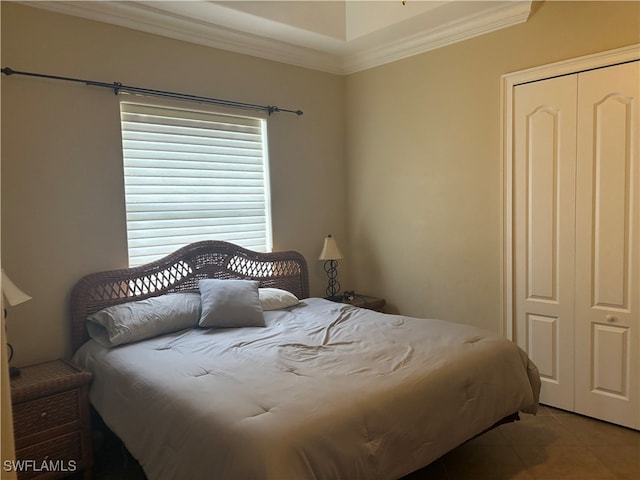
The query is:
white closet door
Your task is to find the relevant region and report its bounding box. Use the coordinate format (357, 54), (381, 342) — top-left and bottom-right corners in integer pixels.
(574, 61), (640, 429)
(513, 75), (578, 410)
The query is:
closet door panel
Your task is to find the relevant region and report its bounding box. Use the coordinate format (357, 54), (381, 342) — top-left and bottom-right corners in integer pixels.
(513, 75), (577, 410)
(592, 93), (633, 308)
(592, 323), (629, 396)
(575, 60), (639, 429)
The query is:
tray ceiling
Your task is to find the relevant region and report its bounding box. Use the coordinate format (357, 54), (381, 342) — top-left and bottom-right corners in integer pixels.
(24, 1), (533, 75)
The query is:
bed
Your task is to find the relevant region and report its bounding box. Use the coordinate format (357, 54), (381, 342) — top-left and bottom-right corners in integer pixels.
(70, 240), (540, 480)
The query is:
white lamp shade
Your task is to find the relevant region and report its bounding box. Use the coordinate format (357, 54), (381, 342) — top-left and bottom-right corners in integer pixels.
(318, 235), (343, 261)
(2, 270), (32, 307)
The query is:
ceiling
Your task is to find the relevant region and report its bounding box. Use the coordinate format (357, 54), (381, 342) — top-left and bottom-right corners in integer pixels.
(24, 1), (533, 75)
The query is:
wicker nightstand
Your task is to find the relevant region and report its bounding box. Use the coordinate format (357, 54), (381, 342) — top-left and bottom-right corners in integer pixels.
(327, 293), (386, 312)
(10, 359), (93, 480)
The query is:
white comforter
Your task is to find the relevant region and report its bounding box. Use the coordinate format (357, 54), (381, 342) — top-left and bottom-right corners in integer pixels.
(74, 298), (540, 480)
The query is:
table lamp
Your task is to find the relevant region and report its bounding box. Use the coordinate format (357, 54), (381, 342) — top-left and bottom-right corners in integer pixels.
(2, 269), (32, 378)
(318, 235), (343, 298)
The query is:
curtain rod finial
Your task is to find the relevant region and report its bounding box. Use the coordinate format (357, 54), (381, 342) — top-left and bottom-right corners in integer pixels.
(1, 67), (15, 76)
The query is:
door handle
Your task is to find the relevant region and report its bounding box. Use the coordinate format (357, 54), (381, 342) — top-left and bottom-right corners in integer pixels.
(605, 315), (617, 323)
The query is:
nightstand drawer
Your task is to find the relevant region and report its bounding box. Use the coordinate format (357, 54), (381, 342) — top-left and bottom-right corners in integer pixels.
(13, 389), (80, 439)
(15, 431), (82, 480)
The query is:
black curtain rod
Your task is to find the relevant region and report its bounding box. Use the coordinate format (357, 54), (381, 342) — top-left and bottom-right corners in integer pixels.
(1, 67), (303, 116)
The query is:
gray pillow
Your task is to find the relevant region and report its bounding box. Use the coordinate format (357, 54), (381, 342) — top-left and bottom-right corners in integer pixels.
(87, 292), (201, 348)
(198, 279), (265, 328)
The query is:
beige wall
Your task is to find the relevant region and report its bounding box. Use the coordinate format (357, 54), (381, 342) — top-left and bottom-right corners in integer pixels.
(2, 1), (639, 367)
(1, 2), (347, 366)
(345, 1), (640, 331)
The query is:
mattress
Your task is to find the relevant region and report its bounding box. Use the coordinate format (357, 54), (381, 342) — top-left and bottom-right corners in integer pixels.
(74, 297), (540, 480)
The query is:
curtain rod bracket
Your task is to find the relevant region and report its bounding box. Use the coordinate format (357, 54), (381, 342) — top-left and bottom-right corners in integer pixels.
(268, 105), (303, 116)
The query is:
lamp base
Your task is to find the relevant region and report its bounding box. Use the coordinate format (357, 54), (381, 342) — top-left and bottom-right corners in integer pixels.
(9, 366), (21, 378)
(324, 260), (340, 297)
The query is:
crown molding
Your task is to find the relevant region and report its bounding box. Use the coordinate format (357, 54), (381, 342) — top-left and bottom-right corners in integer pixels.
(342, 1), (532, 74)
(21, 1), (533, 76)
(20, 1), (345, 74)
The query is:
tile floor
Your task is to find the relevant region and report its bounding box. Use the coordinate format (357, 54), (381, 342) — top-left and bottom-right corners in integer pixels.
(88, 405), (639, 480)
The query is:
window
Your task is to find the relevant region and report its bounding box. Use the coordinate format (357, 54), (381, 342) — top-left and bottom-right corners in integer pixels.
(120, 101), (272, 266)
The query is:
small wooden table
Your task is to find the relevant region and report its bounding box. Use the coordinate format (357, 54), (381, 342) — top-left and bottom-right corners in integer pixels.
(10, 359), (93, 479)
(327, 293), (386, 312)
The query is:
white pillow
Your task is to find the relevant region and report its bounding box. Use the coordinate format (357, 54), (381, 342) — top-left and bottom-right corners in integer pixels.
(198, 279), (265, 328)
(259, 288), (300, 311)
(86, 292), (201, 348)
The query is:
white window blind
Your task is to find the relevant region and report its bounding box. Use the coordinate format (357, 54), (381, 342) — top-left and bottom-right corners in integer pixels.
(120, 101), (272, 266)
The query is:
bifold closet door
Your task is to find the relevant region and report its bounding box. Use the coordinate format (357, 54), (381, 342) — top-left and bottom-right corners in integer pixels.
(513, 75), (578, 411)
(574, 61), (639, 430)
(514, 60), (639, 429)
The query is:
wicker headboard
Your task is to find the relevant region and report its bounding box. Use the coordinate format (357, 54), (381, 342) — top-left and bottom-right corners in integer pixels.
(69, 241), (309, 353)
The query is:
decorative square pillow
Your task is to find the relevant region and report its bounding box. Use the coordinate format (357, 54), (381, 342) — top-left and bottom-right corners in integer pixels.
(86, 292), (201, 348)
(259, 288), (300, 311)
(198, 279), (265, 328)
